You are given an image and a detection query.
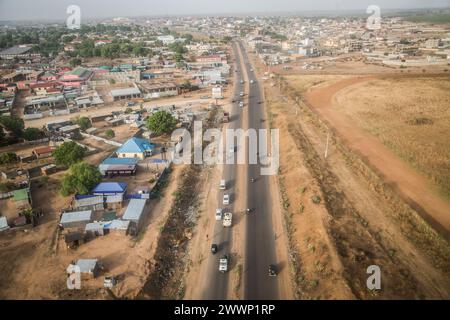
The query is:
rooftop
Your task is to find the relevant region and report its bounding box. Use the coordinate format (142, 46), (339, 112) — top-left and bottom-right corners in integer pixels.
(117, 137), (155, 154)
(122, 199), (147, 221)
(92, 182), (127, 194)
(0, 45), (32, 56)
(60, 210), (93, 224)
(110, 87), (141, 97)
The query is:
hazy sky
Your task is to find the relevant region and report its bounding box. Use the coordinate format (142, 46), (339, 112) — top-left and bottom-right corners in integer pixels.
(1, 0), (449, 20)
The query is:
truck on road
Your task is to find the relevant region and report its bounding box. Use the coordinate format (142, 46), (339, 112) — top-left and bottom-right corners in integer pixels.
(223, 212), (232, 227)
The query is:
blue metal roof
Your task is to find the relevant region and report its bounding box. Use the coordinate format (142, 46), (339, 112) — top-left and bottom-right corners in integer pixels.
(117, 137), (155, 154)
(101, 157), (140, 165)
(92, 182), (127, 194)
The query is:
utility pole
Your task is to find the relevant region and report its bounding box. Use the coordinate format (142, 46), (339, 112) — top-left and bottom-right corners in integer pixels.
(324, 131), (330, 159)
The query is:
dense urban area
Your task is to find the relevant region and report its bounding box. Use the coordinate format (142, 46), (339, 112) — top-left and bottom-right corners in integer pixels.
(0, 8), (449, 300)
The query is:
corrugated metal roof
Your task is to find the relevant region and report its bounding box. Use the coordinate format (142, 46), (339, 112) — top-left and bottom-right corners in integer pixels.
(75, 259), (98, 273)
(110, 87), (141, 97)
(92, 182), (127, 194)
(0, 216), (9, 231)
(122, 199), (147, 221)
(104, 219), (130, 230)
(60, 210), (92, 224)
(101, 157), (139, 165)
(74, 195), (103, 208)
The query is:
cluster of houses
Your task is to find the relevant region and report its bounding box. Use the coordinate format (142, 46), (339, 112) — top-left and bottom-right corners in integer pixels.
(58, 135), (159, 249)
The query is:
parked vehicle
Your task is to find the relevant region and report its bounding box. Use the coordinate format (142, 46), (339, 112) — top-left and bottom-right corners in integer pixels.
(223, 212), (232, 227)
(239, 92), (244, 97)
(223, 194), (230, 205)
(215, 208), (223, 221)
(223, 112), (230, 123)
(219, 255), (228, 272)
(240, 80), (244, 84)
(211, 244), (218, 254)
(239, 101), (244, 107)
(250, 80), (254, 84)
(220, 179), (226, 190)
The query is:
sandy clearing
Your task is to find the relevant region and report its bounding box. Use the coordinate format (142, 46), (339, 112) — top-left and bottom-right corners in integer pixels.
(304, 76), (450, 238)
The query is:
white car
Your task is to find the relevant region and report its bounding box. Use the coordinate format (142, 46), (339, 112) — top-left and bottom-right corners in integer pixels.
(220, 179), (226, 190)
(219, 255), (228, 273)
(240, 80), (244, 84)
(250, 80), (254, 84)
(239, 101), (244, 107)
(223, 194), (230, 205)
(215, 208), (223, 221)
(239, 92), (244, 97)
(250, 68), (254, 72)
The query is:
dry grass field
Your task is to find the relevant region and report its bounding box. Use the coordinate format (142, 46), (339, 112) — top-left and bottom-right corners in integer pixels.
(334, 76), (450, 199)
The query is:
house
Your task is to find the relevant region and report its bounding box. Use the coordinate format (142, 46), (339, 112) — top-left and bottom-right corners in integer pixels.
(64, 231), (85, 248)
(73, 195), (104, 211)
(139, 81), (178, 99)
(122, 198), (147, 235)
(85, 222), (106, 237)
(99, 157), (139, 176)
(41, 164), (57, 176)
(104, 219), (130, 234)
(32, 146), (54, 158)
(60, 210), (93, 229)
(67, 259), (100, 278)
(12, 188), (32, 211)
(116, 137), (155, 159)
(0, 216), (9, 232)
(110, 86), (141, 101)
(59, 67), (93, 87)
(92, 182), (127, 196)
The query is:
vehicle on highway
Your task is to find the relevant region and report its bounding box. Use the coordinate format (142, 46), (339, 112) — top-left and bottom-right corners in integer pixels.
(268, 264), (277, 277)
(223, 194), (230, 205)
(239, 101), (244, 107)
(215, 208), (223, 221)
(220, 179), (226, 190)
(239, 91), (244, 97)
(219, 255), (228, 273)
(211, 244), (218, 254)
(251, 178), (255, 183)
(223, 212), (232, 227)
(223, 112), (230, 123)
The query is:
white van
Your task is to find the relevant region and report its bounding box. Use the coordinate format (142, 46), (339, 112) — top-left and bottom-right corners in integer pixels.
(220, 179), (226, 190)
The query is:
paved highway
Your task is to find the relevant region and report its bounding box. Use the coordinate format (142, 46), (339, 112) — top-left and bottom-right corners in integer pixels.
(202, 40), (280, 299)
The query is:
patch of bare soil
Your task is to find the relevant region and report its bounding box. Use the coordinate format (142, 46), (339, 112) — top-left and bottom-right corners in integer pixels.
(268, 74), (450, 299)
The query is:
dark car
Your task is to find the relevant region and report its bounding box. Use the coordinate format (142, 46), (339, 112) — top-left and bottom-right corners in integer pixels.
(211, 244), (218, 254)
(268, 264), (277, 277)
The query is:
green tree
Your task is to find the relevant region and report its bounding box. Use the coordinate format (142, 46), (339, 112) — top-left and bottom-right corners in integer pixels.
(146, 111), (178, 135)
(0, 152), (18, 165)
(105, 129), (115, 138)
(69, 58), (82, 68)
(0, 116), (24, 138)
(53, 141), (85, 167)
(61, 162), (102, 196)
(23, 127), (42, 141)
(75, 117), (91, 131)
